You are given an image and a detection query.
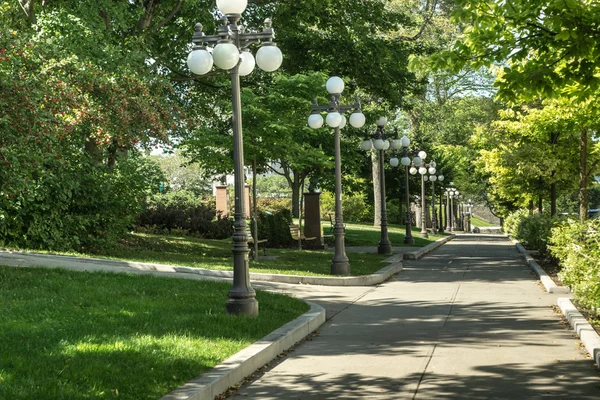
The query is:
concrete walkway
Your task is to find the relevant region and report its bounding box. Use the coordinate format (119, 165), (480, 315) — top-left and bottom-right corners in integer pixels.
(231, 234), (600, 399)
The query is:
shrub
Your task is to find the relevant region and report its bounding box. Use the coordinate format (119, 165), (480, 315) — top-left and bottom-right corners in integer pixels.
(0, 156), (159, 252)
(504, 209), (560, 253)
(252, 209), (293, 248)
(549, 219), (600, 312)
(517, 213), (556, 253)
(256, 197), (292, 213)
(320, 191), (373, 223)
(503, 209), (529, 238)
(137, 191), (232, 239)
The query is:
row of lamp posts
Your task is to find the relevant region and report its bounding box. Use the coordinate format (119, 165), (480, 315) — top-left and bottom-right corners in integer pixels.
(184, 0), (472, 316)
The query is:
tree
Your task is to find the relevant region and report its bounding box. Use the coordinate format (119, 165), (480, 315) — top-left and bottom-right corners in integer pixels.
(429, 0), (600, 101)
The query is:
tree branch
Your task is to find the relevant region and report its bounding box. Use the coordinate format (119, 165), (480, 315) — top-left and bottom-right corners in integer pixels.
(150, 0), (183, 33)
(18, 0), (36, 24)
(395, 0), (439, 42)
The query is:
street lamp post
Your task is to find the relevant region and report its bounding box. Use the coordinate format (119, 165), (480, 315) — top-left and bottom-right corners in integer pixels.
(389, 136), (414, 244)
(429, 171), (444, 234)
(308, 77), (366, 275)
(467, 200), (473, 232)
(361, 117), (398, 254)
(186, 0), (283, 316)
(409, 152), (436, 238)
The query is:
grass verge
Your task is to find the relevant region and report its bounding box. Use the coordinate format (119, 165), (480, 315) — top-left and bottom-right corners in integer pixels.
(340, 222), (448, 247)
(0, 266), (309, 400)
(470, 216), (497, 228)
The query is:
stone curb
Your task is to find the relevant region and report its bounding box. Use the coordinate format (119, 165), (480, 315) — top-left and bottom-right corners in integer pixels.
(161, 301), (326, 400)
(0, 249), (401, 287)
(403, 234), (456, 260)
(557, 298), (600, 367)
(511, 240), (570, 294)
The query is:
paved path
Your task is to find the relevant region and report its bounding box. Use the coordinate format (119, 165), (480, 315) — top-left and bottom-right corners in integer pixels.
(231, 234), (600, 399)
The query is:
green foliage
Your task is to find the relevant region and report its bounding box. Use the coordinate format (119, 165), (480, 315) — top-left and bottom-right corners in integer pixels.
(253, 210), (294, 248)
(137, 191), (233, 239)
(504, 209), (531, 238)
(504, 209), (559, 253)
(320, 191), (373, 223)
(253, 175), (292, 198)
(256, 197), (293, 214)
(549, 219), (600, 312)
(0, 155), (157, 251)
(430, 0), (600, 100)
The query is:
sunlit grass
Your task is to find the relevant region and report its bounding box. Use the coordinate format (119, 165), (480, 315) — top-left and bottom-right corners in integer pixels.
(470, 216), (497, 227)
(0, 267), (309, 400)
(5, 221), (447, 277)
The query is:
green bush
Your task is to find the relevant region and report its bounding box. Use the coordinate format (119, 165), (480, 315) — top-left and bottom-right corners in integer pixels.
(0, 156), (159, 252)
(252, 209), (293, 248)
(320, 191), (373, 223)
(504, 209), (559, 253)
(503, 209), (529, 238)
(549, 219), (600, 312)
(137, 191), (232, 239)
(256, 197), (292, 213)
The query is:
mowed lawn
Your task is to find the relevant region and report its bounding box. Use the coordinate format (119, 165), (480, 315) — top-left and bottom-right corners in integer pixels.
(0, 267), (309, 400)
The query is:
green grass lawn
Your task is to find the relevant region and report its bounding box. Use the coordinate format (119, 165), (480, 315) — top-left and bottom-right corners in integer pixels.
(470, 215), (497, 227)
(0, 266), (309, 400)
(339, 222), (447, 247)
(63, 233), (389, 277)
(6, 222), (446, 277)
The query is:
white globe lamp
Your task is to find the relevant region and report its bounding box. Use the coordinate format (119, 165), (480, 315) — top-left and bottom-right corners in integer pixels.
(217, 0), (248, 15)
(212, 42), (240, 70)
(256, 44), (283, 72)
(187, 48), (213, 75)
(326, 76), (345, 94)
(349, 112), (366, 128)
(326, 112), (342, 127)
(308, 114), (324, 129)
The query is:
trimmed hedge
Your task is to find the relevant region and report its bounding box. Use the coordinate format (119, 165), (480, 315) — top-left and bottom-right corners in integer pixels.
(137, 191), (232, 239)
(252, 209), (294, 248)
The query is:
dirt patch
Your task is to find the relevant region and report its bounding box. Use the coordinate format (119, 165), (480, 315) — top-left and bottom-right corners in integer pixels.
(573, 301), (600, 338)
(530, 253), (563, 286)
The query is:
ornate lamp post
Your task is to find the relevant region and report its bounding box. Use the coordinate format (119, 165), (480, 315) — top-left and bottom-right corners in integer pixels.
(428, 171), (445, 234)
(360, 117), (398, 254)
(409, 152), (436, 238)
(389, 135), (414, 244)
(308, 77), (366, 275)
(449, 188), (460, 231)
(186, 0), (283, 316)
(445, 188), (452, 231)
(466, 199), (473, 232)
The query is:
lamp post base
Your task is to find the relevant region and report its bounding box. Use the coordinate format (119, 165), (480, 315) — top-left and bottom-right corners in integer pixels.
(378, 241), (392, 254)
(403, 236), (414, 244)
(420, 231), (429, 238)
(331, 257), (350, 275)
(226, 297), (259, 316)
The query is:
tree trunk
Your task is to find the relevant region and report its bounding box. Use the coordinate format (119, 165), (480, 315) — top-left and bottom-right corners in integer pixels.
(291, 173), (301, 218)
(18, 0), (36, 24)
(372, 150), (381, 226)
(579, 129), (588, 223)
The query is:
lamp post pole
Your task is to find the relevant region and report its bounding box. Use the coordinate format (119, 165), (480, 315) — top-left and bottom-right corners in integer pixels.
(186, 1), (283, 316)
(430, 172), (445, 235)
(308, 77), (366, 275)
(445, 189), (451, 231)
(389, 136), (414, 244)
(361, 118), (395, 254)
(377, 140), (391, 254)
